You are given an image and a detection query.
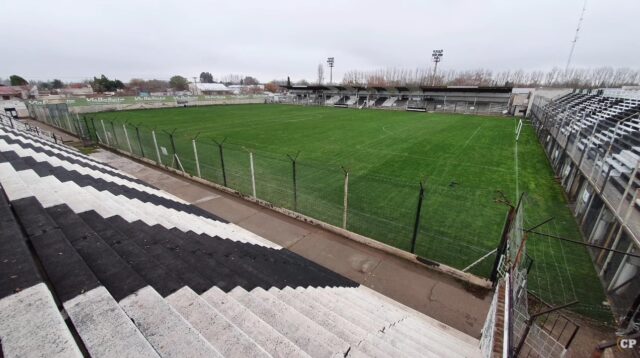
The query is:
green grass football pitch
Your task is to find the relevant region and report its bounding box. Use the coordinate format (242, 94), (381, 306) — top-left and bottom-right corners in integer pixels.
(92, 104), (609, 321)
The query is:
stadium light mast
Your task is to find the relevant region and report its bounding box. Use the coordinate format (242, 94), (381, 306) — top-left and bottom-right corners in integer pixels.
(565, 0), (587, 75)
(327, 57), (335, 84)
(431, 50), (443, 86)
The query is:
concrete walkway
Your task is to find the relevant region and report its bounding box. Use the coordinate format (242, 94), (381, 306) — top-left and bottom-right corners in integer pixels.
(90, 149), (492, 337)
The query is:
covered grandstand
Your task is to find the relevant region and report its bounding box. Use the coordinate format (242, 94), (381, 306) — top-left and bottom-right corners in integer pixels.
(278, 85), (515, 115)
(530, 88), (640, 333)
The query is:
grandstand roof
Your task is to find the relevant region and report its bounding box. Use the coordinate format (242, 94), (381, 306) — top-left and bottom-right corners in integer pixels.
(283, 84), (513, 93)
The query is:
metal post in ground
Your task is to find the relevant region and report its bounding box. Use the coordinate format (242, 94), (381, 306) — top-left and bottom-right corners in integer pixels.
(123, 123), (133, 153)
(64, 112), (72, 132)
(192, 133), (201, 178)
(135, 126), (145, 157)
(214, 138), (227, 186)
(410, 180), (426, 254)
(287, 152), (301, 211)
(249, 151), (256, 198)
(165, 129), (178, 168)
(110, 121), (119, 147)
(342, 167), (349, 229)
(100, 120), (110, 146)
(151, 130), (162, 165)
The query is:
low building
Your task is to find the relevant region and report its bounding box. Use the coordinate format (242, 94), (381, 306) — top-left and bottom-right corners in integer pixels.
(61, 84), (94, 96)
(189, 83), (232, 95)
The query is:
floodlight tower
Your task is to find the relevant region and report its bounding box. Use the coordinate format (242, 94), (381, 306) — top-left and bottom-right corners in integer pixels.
(565, 0), (588, 75)
(431, 50), (443, 86)
(327, 57), (335, 84)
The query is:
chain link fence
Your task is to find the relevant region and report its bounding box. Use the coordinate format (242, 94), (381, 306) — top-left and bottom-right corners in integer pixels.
(28, 104), (523, 279)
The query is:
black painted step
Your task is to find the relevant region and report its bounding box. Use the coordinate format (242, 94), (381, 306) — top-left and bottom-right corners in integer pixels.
(12, 197), (99, 302)
(0, 150), (226, 223)
(79, 210), (183, 297)
(0, 190), (43, 300)
(0, 133), (151, 188)
(105, 216), (214, 294)
(46, 204), (147, 301)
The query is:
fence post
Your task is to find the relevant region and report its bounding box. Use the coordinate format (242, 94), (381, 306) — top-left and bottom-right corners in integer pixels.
(214, 139), (227, 186)
(134, 126), (145, 157)
(287, 152), (301, 211)
(89, 117), (98, 141)
(64, 112), (72, 132)
(123, 123), (133, 153)
(192, 137), (201, 178)
(167, 129), (178, 168)
(249, 151), (256, 198)
(616, 161), (640, 214)
(152, 130), (162, 165)
(110, 121), (119, 147)
(100, 120), (110, 146)
(410, 181), (426, 254)
(342, 167), (349, 229)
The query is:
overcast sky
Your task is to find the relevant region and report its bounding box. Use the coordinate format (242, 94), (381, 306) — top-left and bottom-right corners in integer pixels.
(2, 0), (639, 83)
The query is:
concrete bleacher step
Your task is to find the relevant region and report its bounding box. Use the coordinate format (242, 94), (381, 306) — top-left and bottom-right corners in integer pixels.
(335, 287), (481, 356)
(45, 202), (222, 358)
(298, 287), (442, 358)
(322, 287), (465, 358)
(201, 286), (310, 358)
(0, 190), (83, 357)
(270, 287), (401, 358)
(0, 283), (83, 358)
(229, 286), (350, 357)
(0, 148), (277, 248)
(9, 197), (160, 357)
(120, 286), (222, 358)
(1, 127), (142, 184)
(0, 134), (180, 202)
(166, 286), (271, 357)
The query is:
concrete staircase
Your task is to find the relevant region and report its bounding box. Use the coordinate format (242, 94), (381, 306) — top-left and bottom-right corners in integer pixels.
(0, 123), (481, 357)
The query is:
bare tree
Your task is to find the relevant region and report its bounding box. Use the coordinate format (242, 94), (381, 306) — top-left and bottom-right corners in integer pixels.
(341, 66), (640, 88)
(317, 64), (324, 85)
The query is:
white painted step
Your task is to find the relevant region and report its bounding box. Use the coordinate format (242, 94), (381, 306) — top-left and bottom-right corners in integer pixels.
(303, 287), (436, 357)
(1, 128), (140, 182)
(201, 286), (309, 358)
(229, 286), (349, 357)
(337, 287), (481, 357)
(166, 287), (270, 358)
(119, 286), (222, 358)
(318, 288), (455, 358)
(0, 283), (82, 358)
(64, 286), (159, 358)
(2, 162), (277, 249)
(273, 287), (402, 358)
(0, 139), (184, 203)
(333, 289), (470, 358)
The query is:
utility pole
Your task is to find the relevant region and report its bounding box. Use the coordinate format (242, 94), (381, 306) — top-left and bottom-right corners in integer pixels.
(431, 50), (443, 86)
(565, 0), (587, 75)
(327, 57), (335, 84)
(192, 76), (198, 95)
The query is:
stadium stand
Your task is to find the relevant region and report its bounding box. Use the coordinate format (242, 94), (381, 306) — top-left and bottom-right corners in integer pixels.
(0, 120), (482, 357)
(282, 85), (513, 114)
(530, 89), (640, 332)
(540, 92), (640, 200)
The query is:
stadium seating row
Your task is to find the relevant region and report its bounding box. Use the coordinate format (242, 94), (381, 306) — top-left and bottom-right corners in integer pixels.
(540, 92), (640, 205)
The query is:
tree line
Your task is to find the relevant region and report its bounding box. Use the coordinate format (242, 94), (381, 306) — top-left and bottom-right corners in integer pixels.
(341, 67), (640, 88)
